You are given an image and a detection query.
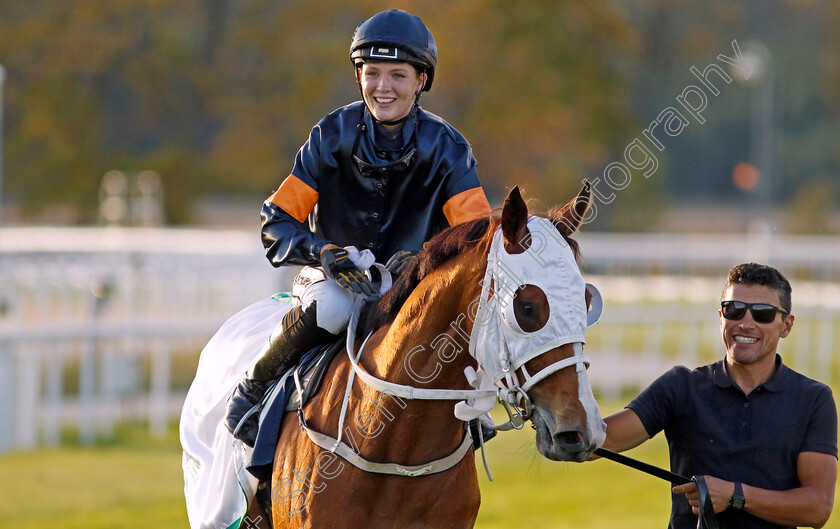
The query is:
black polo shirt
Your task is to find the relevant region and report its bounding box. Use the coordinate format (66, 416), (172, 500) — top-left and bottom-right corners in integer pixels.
(628, 355), (837, 529)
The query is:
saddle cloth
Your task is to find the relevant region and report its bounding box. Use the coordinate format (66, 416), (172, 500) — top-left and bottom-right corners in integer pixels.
(180, 295), (290, 529)
(247, 337), (344, 481)
(180, 294), (344, 529)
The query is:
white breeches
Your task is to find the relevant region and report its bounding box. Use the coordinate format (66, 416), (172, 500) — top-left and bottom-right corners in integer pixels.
(288, 266), (355, 335)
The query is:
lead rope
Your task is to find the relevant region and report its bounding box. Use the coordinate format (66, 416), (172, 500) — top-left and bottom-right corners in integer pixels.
(595, 448), (719, 529)
(693, 476), (721, 529)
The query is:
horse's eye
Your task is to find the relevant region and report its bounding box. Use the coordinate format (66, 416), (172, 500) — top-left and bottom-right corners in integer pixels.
(511, 285), (549, 333)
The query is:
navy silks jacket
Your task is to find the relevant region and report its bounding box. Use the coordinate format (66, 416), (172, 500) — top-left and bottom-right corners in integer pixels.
(261, 102), (491, 267)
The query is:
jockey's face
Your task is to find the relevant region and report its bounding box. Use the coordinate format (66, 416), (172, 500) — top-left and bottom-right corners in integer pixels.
(358, 62), (425, 129)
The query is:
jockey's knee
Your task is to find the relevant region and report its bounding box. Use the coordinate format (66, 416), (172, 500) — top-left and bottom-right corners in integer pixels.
(291, 266), (355, 335)
(306, 281), (354, 334)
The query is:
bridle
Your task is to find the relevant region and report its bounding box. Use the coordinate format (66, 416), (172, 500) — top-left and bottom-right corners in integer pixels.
(294, 219), (599, 478)
(294, 293), (578, 479)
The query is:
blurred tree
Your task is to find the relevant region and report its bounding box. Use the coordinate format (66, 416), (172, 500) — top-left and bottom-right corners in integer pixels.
(207, 0), (641, 211)
(787, 179), (837, 234)
(0, 0), (217, 222)
(0, 0), (641, 224)
(620, 0), (840, 213)
(424, 0), (639, 207)
(0, 0), (835, 228)
(821, 0), (840, 205)
(204, 1), (362, 198)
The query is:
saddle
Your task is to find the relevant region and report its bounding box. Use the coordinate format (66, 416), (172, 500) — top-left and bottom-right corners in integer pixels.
(246, 335), (345, 481)
(245, 326), (495, 483)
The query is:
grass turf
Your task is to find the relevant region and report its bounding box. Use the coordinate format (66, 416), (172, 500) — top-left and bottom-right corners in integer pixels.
(1, 405), (838, 529)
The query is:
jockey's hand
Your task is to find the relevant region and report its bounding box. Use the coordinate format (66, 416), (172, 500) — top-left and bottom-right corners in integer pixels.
(319, 244), (375, 296)
(385, 249), (418, 275)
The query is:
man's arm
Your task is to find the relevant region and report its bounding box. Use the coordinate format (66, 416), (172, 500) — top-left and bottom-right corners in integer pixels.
(673, 451), (837, 528)
(599, 408), (651, 453)
(741, 451), (836, 528)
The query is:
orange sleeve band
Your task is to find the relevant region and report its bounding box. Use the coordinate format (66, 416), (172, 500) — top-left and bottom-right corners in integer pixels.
(268, 174), (319, 223)
(443, 187), (492, 227)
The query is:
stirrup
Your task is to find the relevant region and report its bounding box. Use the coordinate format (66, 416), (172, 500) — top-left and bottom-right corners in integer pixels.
(225, 376), (271, 447)
(468, 418), (497, 451)
(233, 404), (263, 444)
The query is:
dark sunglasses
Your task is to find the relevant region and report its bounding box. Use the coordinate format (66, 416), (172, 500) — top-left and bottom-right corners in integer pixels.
(720, 300), (788, 324)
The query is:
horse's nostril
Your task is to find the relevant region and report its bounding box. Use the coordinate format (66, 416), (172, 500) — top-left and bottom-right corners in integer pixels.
(554, 430), (583, 448)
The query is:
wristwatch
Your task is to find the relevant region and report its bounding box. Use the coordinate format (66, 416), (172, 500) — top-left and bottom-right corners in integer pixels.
(729, 481), (745, 510)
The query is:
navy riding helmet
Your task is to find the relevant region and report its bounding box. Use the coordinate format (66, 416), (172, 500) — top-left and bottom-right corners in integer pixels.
(349, 9), (438, 91)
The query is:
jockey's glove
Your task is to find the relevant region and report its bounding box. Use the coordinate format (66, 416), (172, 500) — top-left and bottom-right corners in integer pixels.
(385, 249), (418, 275)
(319, 244), (375, 296)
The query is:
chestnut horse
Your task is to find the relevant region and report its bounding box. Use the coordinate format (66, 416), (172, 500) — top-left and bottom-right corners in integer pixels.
(266, 184), (604, 528)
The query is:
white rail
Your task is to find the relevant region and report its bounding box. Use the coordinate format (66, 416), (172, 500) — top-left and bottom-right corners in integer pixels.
(1, 227), (838, 452)
(0, 227), (294, 452)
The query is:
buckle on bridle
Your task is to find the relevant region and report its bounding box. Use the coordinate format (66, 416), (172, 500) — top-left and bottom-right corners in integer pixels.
(497, 387), (533, 430)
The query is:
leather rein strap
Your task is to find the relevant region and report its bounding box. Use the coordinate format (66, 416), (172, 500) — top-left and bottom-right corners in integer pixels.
(595, 448), (720, 529)
(693, 475), (721, 529)
(595, 447), (690, 484)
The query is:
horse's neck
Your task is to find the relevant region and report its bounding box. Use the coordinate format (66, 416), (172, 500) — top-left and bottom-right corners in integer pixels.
(337, 251), (484, 464)
(367, 250), (485, 390)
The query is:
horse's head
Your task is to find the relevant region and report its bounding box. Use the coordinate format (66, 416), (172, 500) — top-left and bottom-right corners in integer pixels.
(469, 184), (605, 462)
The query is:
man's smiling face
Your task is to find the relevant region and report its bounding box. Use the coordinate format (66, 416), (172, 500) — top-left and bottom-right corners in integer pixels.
(720, 283), (793, 367)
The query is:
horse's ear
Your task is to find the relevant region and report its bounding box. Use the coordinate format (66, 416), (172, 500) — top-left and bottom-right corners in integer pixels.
(551, 181), (592, 237)
(502, 186), (529, 253)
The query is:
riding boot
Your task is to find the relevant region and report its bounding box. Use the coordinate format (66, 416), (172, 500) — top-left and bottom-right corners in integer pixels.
(225, 303), (334, 446)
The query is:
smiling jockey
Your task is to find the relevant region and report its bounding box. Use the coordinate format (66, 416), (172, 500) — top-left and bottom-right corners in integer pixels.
(225, 9), (492, 447)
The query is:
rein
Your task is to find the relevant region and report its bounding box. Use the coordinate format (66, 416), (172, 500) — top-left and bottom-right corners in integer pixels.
(292, 218), (595, 479)
(293, 296), (477, 477)
(293, 289), (589, 478)
(595, 447), (690, 484)
(595, 448), (720, 529)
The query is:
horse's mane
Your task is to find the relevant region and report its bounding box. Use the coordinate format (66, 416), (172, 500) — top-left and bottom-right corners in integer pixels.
(360, 211), (581, 335)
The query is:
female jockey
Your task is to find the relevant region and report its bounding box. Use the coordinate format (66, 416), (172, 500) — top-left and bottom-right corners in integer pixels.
(225, 9), (492, 446)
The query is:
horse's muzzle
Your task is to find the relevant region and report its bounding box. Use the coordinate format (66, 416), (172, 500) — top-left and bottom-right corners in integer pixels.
(533, 409), (597, 462)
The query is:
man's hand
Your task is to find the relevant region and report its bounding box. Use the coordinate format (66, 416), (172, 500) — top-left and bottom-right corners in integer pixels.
(673, 476), (734, 514)
(319, 244), (375, 296)
(385, 249), (418, 275)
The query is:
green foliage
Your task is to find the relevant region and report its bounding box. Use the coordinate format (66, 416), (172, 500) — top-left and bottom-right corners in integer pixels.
(0, 1), (837, 227)
(787, 179), (838, 234)
(0, 0), (637, 223)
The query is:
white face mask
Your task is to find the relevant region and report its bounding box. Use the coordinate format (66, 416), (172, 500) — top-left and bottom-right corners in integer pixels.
(586, 282), (604, 327)
(468, 216), (593, 384)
